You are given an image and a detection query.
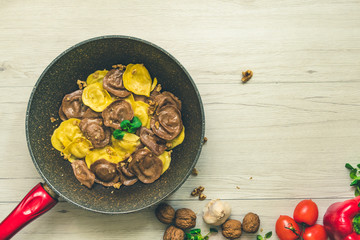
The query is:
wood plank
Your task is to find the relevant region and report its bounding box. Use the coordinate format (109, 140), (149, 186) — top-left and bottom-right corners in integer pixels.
(1, 0), (360, 239)
(0, 82), (358, 201)
(0, 198), (344, 240)
(0, 0), (359, 87)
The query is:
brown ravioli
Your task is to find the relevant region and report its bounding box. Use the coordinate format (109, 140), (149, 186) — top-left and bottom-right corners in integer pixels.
(150, 84), (162, 97)
(103, 69), (131, 98)
(58, 105), (68, 121)
(90, 159), (120, 187)
(154, 91), (181, 114)
(117, 163), (138, 186)
(134, 94), (148, 103)
(102, 100), (134, 129)
(139, 127), (167, 156)
(60, 90), (87, 120)
(129, 148), (163, 184)
(151, 106), (183, 141)
(83, 108), (102, 119)
(71, 160), (95, 188)
(79, 118), (110, 148)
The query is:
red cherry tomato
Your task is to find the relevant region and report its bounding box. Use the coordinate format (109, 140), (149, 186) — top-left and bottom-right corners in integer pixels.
(303, 224), (328, 240)
(276, 215), (301, 240)
(293, 199), (318, 226)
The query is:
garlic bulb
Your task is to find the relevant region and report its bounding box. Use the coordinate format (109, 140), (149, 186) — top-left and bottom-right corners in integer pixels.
(203, 199), (231, 226)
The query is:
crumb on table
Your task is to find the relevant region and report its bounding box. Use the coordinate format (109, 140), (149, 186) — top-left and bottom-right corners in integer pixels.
(242, 70), (253, 83)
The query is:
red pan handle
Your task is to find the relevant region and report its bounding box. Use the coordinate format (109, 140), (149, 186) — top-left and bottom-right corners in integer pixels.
(0, 183), (58, 240)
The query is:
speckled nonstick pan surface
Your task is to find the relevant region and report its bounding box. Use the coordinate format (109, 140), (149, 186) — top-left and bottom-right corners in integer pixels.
(26, 36), (205, 214)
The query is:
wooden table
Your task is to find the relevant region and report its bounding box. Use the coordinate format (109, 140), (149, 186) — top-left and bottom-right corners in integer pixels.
(1, 1), (360, 239)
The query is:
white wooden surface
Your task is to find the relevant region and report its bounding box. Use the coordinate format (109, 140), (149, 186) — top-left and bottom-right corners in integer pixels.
(1, 0), (360, 239)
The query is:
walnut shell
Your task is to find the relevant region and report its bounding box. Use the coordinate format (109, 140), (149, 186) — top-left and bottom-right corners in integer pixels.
(174, 208), (196, 230)
(163, 225), (185, 240)
(222, 219), (242, 239)
(242, 212), (260, 233)
(155, 203), (175, 224)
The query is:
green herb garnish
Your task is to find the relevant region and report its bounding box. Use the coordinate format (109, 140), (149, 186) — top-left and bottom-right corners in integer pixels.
(257, 231), (272, 240)
(346, 163), (355, 170)
(112, 129), (126, 140)
(345, 163), (360, 196)
(185, 228), (218, 240)
(120, 116), (142, 133)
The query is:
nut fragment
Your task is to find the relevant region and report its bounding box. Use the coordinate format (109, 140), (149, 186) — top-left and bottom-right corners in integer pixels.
(191, 168), (198, 176)
(242, 212), (260, 233)
(112, 64), (126, 71)
(155, 203), (175, 224)
(191, 186), (205, 196)
(50, 117), (56, 122)
(163, 225), (185, 240)
(199, 193), (207, 200)
(77, 79), (87, 89)
(175, 208), (197, 229)
(222, 219), (242, 239)
(241, 70), (253, 83)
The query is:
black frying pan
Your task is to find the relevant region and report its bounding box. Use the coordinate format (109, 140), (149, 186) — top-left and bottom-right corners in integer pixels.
(0, 36), (205, 239)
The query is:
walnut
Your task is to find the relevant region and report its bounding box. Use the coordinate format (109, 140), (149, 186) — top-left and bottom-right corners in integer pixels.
(174, 208), (196, 229)
(222, 219), (242, 239)
(242, 212), (260, 233)
(155, 203), (175, 224)
(163, 225), (185, 240)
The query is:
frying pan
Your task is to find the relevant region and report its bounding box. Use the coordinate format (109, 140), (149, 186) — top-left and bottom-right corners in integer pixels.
(0, 36), (205, 239)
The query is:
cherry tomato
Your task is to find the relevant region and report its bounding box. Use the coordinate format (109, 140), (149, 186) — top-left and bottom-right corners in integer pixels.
(303, 224), (328, 240)
(293, 199), (318, 226)
(276, 215), (301, 240)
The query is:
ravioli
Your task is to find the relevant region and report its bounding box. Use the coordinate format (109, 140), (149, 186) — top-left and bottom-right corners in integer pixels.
(63, 137), (93, 162)
(151, 77), (158, 91)
(167, 127), (185, 149)
(123, 64), (152, 97)
(85, 146), (122, 168)
(51, 118), (83, 152)
(158, 150), (172, 174)
(111, 133), (141, 160)
(52, 63), (184, 190)
(82, 82), (113, 112)
(86, 70), (108, 85)
(125, 94), (150, 128)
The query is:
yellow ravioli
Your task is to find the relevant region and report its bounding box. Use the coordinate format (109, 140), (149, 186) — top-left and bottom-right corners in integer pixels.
(63, 137), (93, 162)
(85, 146), (122, 168)
(167, 127), (185, 149)
(111, 133), (141, 160)
(125, 94), (150, 127)
(158, 151), (172, 174)
(133, 101), (150, 127)
(123, 64), (152, 97)
(51, 118), (83, 152)
(151, 77), (158, 91)
(86, 70), (108, 85)
(82, 82), (113, 112)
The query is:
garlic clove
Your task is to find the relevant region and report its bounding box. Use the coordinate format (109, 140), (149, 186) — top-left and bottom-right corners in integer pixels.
(203, 199), (231, 226)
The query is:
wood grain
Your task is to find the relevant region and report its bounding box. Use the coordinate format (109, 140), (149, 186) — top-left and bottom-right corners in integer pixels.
(1, 0), (360, 239)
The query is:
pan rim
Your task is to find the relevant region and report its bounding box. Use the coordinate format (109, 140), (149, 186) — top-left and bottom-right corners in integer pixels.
(25, 35), (205, 214)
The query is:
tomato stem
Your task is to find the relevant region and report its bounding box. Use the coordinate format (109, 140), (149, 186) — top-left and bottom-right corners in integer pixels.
(284, 223), (302, 239)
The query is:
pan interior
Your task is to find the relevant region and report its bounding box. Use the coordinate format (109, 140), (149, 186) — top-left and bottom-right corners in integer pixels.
(26, 36), (204, 213)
